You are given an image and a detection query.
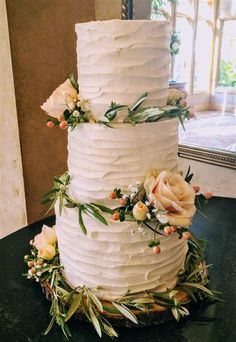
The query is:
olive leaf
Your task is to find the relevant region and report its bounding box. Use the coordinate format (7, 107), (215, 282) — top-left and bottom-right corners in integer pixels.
(65, 290), (84, 322)
(112, 302), (138, 324)
(78, 206), (87, 235)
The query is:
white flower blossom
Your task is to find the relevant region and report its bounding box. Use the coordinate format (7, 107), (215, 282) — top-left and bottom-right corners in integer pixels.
(73, 110), (80, 117)
(147, 213), (151, 220)
(36, 272), (42, 277)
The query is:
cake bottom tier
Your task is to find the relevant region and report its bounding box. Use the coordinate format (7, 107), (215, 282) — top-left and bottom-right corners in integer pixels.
(56, 206), (188, 301)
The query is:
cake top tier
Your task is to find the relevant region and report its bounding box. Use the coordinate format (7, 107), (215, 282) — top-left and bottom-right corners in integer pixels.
(75, 20), (171, 122)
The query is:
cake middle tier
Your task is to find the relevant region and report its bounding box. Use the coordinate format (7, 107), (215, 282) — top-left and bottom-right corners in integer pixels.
(68, 120), (179, 204)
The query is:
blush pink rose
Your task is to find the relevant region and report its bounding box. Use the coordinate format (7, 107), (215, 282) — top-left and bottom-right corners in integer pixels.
(144, 170), (196, 227)
(41, 79), (77, 118)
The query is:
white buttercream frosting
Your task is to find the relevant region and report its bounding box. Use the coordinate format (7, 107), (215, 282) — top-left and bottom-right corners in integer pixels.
(56, 205), (188, 300)
(68, 120), (179, 205)
(75, 20), (170, 121)
(55, 119), (188, 300)
(54, 20), (188, 301)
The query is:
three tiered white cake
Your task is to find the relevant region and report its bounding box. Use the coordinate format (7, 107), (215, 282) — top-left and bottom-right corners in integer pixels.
(55, 20), (188, 300)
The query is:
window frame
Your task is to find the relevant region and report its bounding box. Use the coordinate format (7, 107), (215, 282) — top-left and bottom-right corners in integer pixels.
(171, 0), (216, 95)
(215, 18), (236, 93)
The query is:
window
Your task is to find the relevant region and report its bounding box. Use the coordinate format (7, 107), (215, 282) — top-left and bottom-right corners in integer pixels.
(173, 17), (193, 89)
(172, 0), (215, 94)
(218, 20), (236, 88)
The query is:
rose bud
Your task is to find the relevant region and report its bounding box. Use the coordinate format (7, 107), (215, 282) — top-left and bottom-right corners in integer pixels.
(132, 201), (149, 221)
(170, 226), (177, 232)
(204, 191), (213, 200)
(109, 191), (117, 199)
(182, 231), (191, 240)
(38, 245), (56, 260)
(153, 246), (161, 254)
(112, 212), (120, 221)
(119, 198), (127, 206)
(193, 185), (200, 193)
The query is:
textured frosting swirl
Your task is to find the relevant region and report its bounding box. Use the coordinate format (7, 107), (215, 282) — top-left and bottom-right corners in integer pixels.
(54, 119), (188, 300)
(56, 206), (188, 300)
(54, 20), (188, 300)
(67, 120), (179, 205)
(75, 20), (170, 121)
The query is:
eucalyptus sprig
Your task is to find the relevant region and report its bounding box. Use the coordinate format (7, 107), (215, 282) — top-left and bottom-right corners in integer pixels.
(41, 172), (113, 235)
(98, 91), (190, 128)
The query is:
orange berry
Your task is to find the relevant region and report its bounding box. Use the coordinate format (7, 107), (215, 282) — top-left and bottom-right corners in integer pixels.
(46, 121), (54, 128)
(119, 198), (127, 206)
(193, 185), (200, 193)
(112, 212), (120, 221)
(153, 246), (161, 254)
(59, 121), (68, 129)
(204, 191), (213, 200)
(28, 261), (34, 268)
(109, 191), (117, 199)
(164, 226), (172, 235)
(31, 267), (36, 273)
(170, 226), (177, 232)
(182, 231), (191, 240)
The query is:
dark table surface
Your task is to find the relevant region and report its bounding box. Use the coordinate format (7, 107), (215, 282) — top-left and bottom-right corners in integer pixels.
(1, 197), (236, 342)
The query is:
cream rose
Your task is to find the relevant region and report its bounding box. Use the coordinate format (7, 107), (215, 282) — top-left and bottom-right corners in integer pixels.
(38, 245), (56, 260)
(144, 170), (196, 227)
(133, 201), (149, 221)
(33, 225), (57, 260)
(34, 225), (57, 250)
(41, 79), (78, 118)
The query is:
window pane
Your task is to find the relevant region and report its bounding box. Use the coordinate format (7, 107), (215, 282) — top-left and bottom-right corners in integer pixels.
(194, 20), (213, 92)
(177, 0), (195, 18)
(219, 20), (236, 87)
(173, 17), (193, 90)
(198, 0), (214, 21)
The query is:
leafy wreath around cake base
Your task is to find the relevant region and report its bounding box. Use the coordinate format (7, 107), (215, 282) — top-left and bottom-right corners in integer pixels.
(24, 232), (220, 339)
